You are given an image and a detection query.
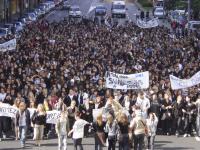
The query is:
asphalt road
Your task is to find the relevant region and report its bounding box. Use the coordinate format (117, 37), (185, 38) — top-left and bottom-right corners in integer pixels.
(45, 0), (142, 23)
(0, 0), (198, 149)
(0, 135), (199, 150)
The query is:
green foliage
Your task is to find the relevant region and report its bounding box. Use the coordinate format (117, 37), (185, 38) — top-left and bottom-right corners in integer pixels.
(138, 0), (153, 8)
(191, 0), (200, 11)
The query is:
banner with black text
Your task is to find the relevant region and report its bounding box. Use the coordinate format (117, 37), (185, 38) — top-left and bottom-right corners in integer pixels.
(105, 71), (149, 89)
(0, 39), (16, 52)
(170, 71), (200, 90)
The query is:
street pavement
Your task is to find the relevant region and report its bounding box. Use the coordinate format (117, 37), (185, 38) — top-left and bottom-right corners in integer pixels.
(0, 135), (199, 150)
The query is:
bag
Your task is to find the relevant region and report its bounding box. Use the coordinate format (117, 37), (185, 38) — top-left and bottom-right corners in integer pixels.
(140, 120), (148, 135)
(117, 133), (123, 142)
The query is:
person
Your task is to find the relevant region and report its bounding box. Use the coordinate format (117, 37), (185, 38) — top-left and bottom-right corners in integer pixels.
(117, 113), (130, 150)
(160, 94), (173, 135)
(196, 95), (200, 137)
(68, 111), (89, 150)
(15, 101), (30, 148)
(67, 100), (78, 130)
(105, 114), (118, 150)
(136, 91), (150, 119)
(146, 113), (158, 150)
(92, 113), (106, 150)
(182, 96), (196, 137)
(13, 98), (22, 140)
(56, 111), (69, 150)
(31, 104), (46, 146)
(172, 95), (185, 136)
(56, 98), (67, 111)
(130, 110), (147, 150)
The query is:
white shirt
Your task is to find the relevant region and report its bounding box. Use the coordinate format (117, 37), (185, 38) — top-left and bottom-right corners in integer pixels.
(136, 97), (150, 118)
(0, 93), (6, 102)
(60, 119), (68, 135)
(146, 116), (158, 136)
(19, 111), (26, 126)
(72, 119), (88, 139)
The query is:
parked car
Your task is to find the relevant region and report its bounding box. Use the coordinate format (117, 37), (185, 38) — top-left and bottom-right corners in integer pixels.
(24, 13), (37, 22)
(39, 4), (49, 13)
(62, 0), (70, 10)
(38, 5), (46, 15)
(3, 23), (13, 32)
(0, 28), (11, 38)
(69, 6), (82, 18)
(111, 0), (127, 19)
(95, 5), (107, 17)
(46, 1), (56, 9)
(18, 17), (31, 25)
(154, 7), (165, 19)
(187, 21), (200, 31)
(14, 21), (25, 32)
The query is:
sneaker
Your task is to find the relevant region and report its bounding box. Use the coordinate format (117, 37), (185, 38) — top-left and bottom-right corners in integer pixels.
(183, 134), (188, 137)
(0, 138), (2, 142)
(21, 144), (25, 148)
(188, 134), (191, 137)
(176, 132), (179, 136)
(3, 135), (6, 139)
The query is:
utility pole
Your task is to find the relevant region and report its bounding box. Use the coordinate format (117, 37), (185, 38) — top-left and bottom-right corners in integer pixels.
(188, 0), (191, 34)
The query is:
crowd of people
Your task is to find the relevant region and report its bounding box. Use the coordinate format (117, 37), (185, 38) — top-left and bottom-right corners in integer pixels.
(0, 15), (200, 150)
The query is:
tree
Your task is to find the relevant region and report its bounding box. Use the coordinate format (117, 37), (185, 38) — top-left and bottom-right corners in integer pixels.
(191, 0), (200, 19)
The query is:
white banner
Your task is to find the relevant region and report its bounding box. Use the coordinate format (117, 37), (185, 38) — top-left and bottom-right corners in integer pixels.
(0, 103), (18, 118)
(46, 110), (61, 124)
(137, 18), (159, 28)
(0, 39), (16, 52)
(170, 71), (200, 90)
(105, 71), (149, 89)
(0, 103), (61, 124)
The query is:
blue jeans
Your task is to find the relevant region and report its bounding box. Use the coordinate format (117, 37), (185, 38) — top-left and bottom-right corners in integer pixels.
(58, 135), (67, 150)
(118, 134), (130, 150)
(134, 134), (145, 150)
(73, 138), (83, 150)
(19, 126), (27, 146)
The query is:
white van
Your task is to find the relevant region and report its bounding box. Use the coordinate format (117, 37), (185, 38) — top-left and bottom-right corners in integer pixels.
(111, 1), (126, 19)
(188, 21), (200, 31)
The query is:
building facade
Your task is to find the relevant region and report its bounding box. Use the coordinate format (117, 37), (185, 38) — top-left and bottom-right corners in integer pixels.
(0, 0), (43, 23)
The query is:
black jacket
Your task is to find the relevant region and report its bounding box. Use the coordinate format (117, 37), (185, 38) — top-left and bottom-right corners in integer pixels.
(16, 109), (30, 127)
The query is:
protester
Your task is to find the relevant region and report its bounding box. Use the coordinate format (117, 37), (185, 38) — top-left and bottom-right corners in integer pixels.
(31, 104), (46, 146)
(92, 113), (106, 150)
(68, 111), (89, 150)
(146, 113), (158, 150)
(13, 98), (22, 140)
(117, 113), (130, 150)
(183, 96), (196, 137)
(130, 110), (147, 150)
(160, 94), (173, 135)
(136, 91), (150, 119)
(172, 95), (185, 136)
(196, 95), (200, 137)
(105, 114), (118, 150)
(15, 101), (30, 148)
(56, 111), (69, 150)
(67, 100), (78, 130)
